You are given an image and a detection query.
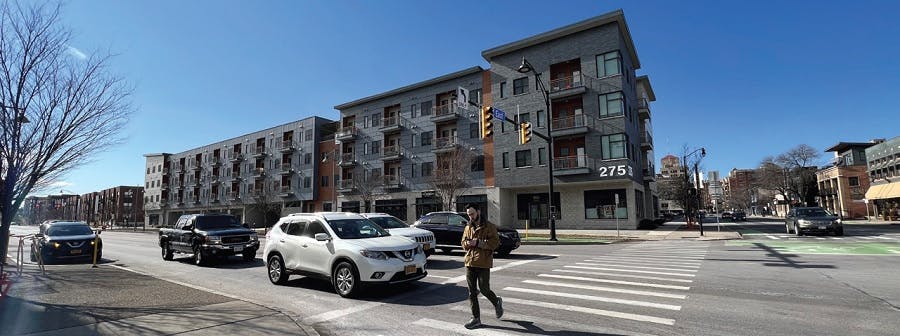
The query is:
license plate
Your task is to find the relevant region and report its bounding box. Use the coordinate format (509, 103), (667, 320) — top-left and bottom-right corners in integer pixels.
(233, 246), (244, 252)
(404, 265), (416, 275)
(422, 243), (430, 251)
(70, 249), (82, 254)
(818, 226), (827, 230)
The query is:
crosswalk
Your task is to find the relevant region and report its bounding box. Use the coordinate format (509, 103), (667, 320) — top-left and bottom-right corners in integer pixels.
(742, 233), (900, 242)
(410, 242), (710, 335)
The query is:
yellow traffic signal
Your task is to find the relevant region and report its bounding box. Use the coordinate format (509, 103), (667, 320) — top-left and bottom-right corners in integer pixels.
(519, 122), (532, 144)
(480, 107), (494, 139)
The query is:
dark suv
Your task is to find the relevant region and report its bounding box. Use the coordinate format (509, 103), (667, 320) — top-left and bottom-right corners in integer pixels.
(31, 221), (101, 264)
(159, 214), (259, 265)
(412, 211), (520, 256)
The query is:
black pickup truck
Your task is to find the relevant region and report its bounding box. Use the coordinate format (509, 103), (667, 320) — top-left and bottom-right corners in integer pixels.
(158, 214), (259, 266)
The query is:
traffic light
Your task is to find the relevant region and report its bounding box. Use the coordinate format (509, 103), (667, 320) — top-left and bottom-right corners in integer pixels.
(480, 107), (494, 139)
(519, 122), (532, 144)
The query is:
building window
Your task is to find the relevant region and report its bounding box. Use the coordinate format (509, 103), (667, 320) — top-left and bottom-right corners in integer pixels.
(147, 168), (150, 174)
(500, 82), (506, 98)
(420, 131), (432, 146)
(422, 162), (433, 177)
(584, 189), (628, 219)
(420, 101), (432, 116)
(470, 88), (482, 105)
(515, 150), (532, 167)
(597, 51), (621, 77)
(364, 115), (370, 128)
(599, 92), (624, 117)
(849, 177), (860, 186)
(471, 155), (485, 172)
(538, 147), (546, 165)
(303, 177), (311, 188)
(305, 130), (313, 141)
(502, 152), (509, 169)
(513, 77), (529, 95)
(602, 134), (627, 160)
(411, 104), (419, 118)
(410, 164), (417, 178)
(372, 113), (381, 127)
(371, 140), (381, 154)
(322, 175), (329, 187)
(469, 123), (479, 139)
(536, 110), (545, 127)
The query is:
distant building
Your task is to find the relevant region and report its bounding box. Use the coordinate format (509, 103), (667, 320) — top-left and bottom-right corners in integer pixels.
(864, 137), (900, 220)
(657, 155), (686, 213)
(21, 186), (143, 227)
(817, 141), (876, 219)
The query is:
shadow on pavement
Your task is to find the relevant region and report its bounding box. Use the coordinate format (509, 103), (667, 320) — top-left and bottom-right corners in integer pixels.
(356, 282), (469, 306)
(425, 259), (464, 270)
(752, 243), (836, 269)
(484, 320), (626, 336)
(172, 256), (264, 269)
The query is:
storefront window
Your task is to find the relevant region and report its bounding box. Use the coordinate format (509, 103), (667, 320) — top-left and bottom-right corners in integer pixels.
(584, 189), (627, 219)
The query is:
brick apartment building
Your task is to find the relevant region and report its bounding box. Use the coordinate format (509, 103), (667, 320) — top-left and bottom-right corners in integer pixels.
(817, 142), (875, 219)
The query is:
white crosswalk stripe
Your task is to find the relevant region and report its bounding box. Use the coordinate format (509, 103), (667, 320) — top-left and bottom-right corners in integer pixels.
(575, 262), (698, 273)
(412, 318), (520, 336)
(521, 280), (687, 299)
(493, 298), (676, 326)
(503, 287), (682, 310)
(538, 274), (691, 290)
(607, 253), (706, 260)
(586, 259), (701, 268)
(557, 268), (694, 283)
(588, 256), (703, 266)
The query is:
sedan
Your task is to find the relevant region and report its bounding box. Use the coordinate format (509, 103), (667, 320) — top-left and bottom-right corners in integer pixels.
(412, 211), (520, 256)
(31, 221), (102, 264)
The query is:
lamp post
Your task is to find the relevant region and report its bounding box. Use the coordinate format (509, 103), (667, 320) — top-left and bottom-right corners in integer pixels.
(517, 57), (557, 241)
(683, 147), (706, 235)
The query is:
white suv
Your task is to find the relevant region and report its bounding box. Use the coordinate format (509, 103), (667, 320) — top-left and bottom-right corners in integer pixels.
(264, 212), (427, 298)
(360, 213), (436, 256)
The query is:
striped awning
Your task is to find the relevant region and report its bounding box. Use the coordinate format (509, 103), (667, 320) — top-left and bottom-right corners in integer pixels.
(866, 182), (900, 200)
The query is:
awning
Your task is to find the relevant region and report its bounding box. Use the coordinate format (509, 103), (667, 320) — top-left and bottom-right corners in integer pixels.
(866, 182), (900, 200)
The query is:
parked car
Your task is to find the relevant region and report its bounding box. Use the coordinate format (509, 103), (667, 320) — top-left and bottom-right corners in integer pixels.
(785, 207), (843, 236)
(732, 210), (747, 221)
(158, 214), (259, 266)
(31, 221), (101, 264)
(359, 213), (436, 256)
(412, 211), (520, 256)
(720, 211), (733, 221)
(264, 212), (427, 298)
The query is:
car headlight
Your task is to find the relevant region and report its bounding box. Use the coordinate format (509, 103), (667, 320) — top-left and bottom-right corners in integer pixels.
(249, 232), (259, 241)
(90, 240), (95, 245)
(797, 220), (812, 226)
(360, 250), (389, 260)
(53, 242), (61, 249)
(206, 236), (222, 244)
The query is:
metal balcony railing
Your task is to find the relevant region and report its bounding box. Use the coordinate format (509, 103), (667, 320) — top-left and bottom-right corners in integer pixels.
(638, 98), (650, 109)
(382, 116), (400, 128)
(279, 185), (292, 193)
(336, 126), (357, 138)
(549, 74), (584, 93)
(641, 132), (653, 145)
(383, 175), (400, 185)
(434, 136), (458, 149)
(340, 179), (355, 189)
(383, 145), (400, 157)
(551, 115), (587, 130)
(341, 152), (355, 162)
(229, 152), (243, 161)
(553, 155), (591, 170)
(432, 104), (458, 117)
(281, 162), (292, 171)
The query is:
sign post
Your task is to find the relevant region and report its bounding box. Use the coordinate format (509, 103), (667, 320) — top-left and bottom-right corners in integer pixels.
(614, 194), (620, 237)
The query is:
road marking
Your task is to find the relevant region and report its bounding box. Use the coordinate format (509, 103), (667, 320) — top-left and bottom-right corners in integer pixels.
(490, 298), (675, 326)
(565, 265), (695, 277)
(522, 280), (687, 299)
(624, 248), (708, 253)
(830, 237), (843, 240)
(585, 259), (701, 268)
(858, 236), (875, 240)
(503, 287), (682, 311)
(557, 269), (694, 283)
(448, 306), (662, 335)
(592, 256), (703, 265)
(874, 236), (894, 240)
(815, 237), (825, 240)
(608, 254), (706, 260)
(441, 259), (537, 284)
(538, 274), (690, 290)
(412, 318), (518, 336)
(427, 275), (452, 279)
(576, 262), (698, 273)
(765, 235), (781, 240)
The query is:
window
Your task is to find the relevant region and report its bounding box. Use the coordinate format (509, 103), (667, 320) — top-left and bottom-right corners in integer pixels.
(420, 131), (432, 146)
(147, 168), (150, 174)
(303, 177), (311, 188)
(469, 123), (479, 139)
(422, 162), (433, 177)
(410, 164), (417, 178)
(502, 152), (509, 169)
(303, 153), (311, 165)
(538, 147), (546, 165)
(537, 110), (545, 127)
(364, 115), (370, 128)
(371, 140), (381, 154)
(597, 51), (621, 77)
(305, 130), (313, 141)
(599, 92), (624, 117)
(470, 88), (482, 105)
(500, 82), (506, 98)
(471, 155), (485, 172)
(146, 182), (149, 188)
(849, 177), (860, 186)
(322, 175), (329, 187)
(584, 189), (628, 219)
(372, 113), (381, 127)
(515, 150), (532, 167)
(513, 77), (528, 95)
(334, 175), (339, 186)
(411, 104), (419, 118)
(420, 101), (432, 116)
(602, 134), (627, 159)
(411, 134), (418, 147)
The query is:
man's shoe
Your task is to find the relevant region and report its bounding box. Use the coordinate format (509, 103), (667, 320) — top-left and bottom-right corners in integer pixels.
(464, 318), (482, 329)
(495, 297), (504, 319)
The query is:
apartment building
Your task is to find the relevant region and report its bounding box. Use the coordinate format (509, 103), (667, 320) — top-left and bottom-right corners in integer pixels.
(864, 136), (900, 219)
(143, 117), (334, 227)
(22, 186), (144, 227)
(333, 9), (658, 229)
(817, 142), (875, 219)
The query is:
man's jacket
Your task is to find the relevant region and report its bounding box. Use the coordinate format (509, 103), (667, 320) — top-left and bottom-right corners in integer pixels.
(461, 220), (500, 268)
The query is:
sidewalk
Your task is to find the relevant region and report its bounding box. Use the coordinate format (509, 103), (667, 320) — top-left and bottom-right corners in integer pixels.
(0, 264), (316, 336)
(518, 221), (741, 243)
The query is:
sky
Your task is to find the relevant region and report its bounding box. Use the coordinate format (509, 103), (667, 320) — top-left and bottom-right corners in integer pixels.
(33, 0), (900, 195)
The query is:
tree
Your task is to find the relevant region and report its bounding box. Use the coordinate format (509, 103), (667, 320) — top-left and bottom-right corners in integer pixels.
(244, 173), (282, 228)
(348, 167), (383, 213)
(775, 144), (822, 206)
(429, 148), (476, 211)
(1, 2), (132, 259)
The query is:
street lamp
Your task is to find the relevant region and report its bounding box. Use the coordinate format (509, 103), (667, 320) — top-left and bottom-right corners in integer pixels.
(683, 147), (706, 236)
(517, 57), (557, 241)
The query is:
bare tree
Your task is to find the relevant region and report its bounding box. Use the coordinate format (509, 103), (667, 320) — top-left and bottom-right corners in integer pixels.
(429, 148), (476, 211)
(347, 167), (383, 213)
(245, 174), (283, 228)
(1, 2), (132, 258)
(775, 144), (822, 206)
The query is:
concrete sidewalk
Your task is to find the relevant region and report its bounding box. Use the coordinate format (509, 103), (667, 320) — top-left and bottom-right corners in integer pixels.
(0, 264), (316, 336)
(519, 222), (741, 242)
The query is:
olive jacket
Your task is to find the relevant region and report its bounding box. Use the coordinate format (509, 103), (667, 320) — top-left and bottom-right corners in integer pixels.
(461, 219), (500, 268)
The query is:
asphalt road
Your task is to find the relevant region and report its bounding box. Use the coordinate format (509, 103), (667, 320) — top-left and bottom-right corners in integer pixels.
(7, 223), (900, 336)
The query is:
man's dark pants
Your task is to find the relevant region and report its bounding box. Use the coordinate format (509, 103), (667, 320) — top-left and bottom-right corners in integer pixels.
(467, 266), (499, 319)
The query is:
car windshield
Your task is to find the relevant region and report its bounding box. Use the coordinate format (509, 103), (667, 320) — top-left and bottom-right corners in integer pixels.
(47, 225), (93, 236)
(796, 209), (831, 217)
(195, 216), (242, 230)
(366, 216), (409, 229)
(328, 219), (390, 239)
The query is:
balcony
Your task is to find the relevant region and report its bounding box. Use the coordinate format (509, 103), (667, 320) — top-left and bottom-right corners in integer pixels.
(229, 152), (244, 162)
(161, 167), (169, 175)
(641, 132), (653, 150)
(278, 185), (294, 197)
(278, 162), (294, 175)
(192, 197), (201, 204)
(339, 153), (357, 167)
(252, 146), (267, 158)
(382, 175), (402, 189)
(552, 155), (593, 176)
(278, 140), (296, 153)
(174, 164), (184, 174)
(210, 197), (221, 204)
(339, 179), (356, 192)
(191, 162), (202, 171)
(210, 157), (222, 166)
(549, 74), (586, 100)
(336, 126), (358, 141)
(381, 145), (402, 161)
(638, 98), (651, 119)
(643, 168), (656, 181)
(160, 198), (168, 207)
(432, 136), (458, 154)
(161, 182), (170, 190)
(550, 115), (590, 137)
(380, 116), (403, 133)
(177, 198), (185, 206)
(230, 171), (242, 181)
(431, 104), (460, 123)
(250, 189), (265, 198)
(210, 176), (221, 185)
(191, 179), (201, 187)
(252, 167), (266, 179)
(228, 192), (240, 201)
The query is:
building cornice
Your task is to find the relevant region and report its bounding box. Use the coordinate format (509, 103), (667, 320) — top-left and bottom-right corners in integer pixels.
(334, 66), (484, 110)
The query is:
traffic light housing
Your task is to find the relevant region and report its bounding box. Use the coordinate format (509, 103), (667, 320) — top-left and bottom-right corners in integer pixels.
(519, 122), (532, 144)
(480, 107), (494, 139)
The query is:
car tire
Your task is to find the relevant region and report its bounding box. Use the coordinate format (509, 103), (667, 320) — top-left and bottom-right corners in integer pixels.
(162, 242), (174, 261)
(785, 224), (792, 234)
(242, 250), (256, 262)
(795, 225), (803, 236)
(333, 261), (360, 298)
(267, 254), (288, 285)
(193, 245), (207, 266)
(495, 248), (512, 257)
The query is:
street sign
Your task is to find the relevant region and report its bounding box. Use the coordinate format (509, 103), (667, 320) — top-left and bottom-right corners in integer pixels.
(492, 107), (505, 120)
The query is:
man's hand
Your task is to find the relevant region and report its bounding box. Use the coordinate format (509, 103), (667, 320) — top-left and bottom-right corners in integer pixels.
(466, 238), (478, 248)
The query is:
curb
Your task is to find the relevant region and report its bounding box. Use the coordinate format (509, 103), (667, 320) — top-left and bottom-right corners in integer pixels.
(521, 240), (620, 245)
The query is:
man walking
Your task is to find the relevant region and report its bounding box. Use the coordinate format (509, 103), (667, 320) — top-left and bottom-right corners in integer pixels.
(461, 203), (503, 329)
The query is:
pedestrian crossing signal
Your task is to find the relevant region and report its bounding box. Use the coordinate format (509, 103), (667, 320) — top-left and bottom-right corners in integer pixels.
(480, 107), (493, 139)
(519, 122), (532, 145)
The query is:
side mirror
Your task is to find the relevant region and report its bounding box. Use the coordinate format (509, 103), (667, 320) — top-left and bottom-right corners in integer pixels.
(314, 233), (331, 242)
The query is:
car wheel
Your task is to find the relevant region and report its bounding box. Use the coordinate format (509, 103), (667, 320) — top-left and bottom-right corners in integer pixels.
(193, 245), (206, 266)
(242, 250), (256, 262)
(795, 225), (803, 236)
(495, 249), (512, 257)
(333, 261), (360, 298)
(785, 224), (792, 234)
(161, 242), (174, 261)
(267, 254), (288, 285)
(440, 248), (453, 254)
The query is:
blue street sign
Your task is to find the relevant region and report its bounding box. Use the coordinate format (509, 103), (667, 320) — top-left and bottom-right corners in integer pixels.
(492, 107), (505, 120)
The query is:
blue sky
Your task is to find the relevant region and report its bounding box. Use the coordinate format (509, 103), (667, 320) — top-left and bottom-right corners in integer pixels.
(42, 0), (900, 195)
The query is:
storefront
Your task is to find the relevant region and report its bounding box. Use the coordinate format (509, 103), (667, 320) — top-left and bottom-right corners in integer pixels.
(865, 182), (900, 220)
(374, 199), (408, 221)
